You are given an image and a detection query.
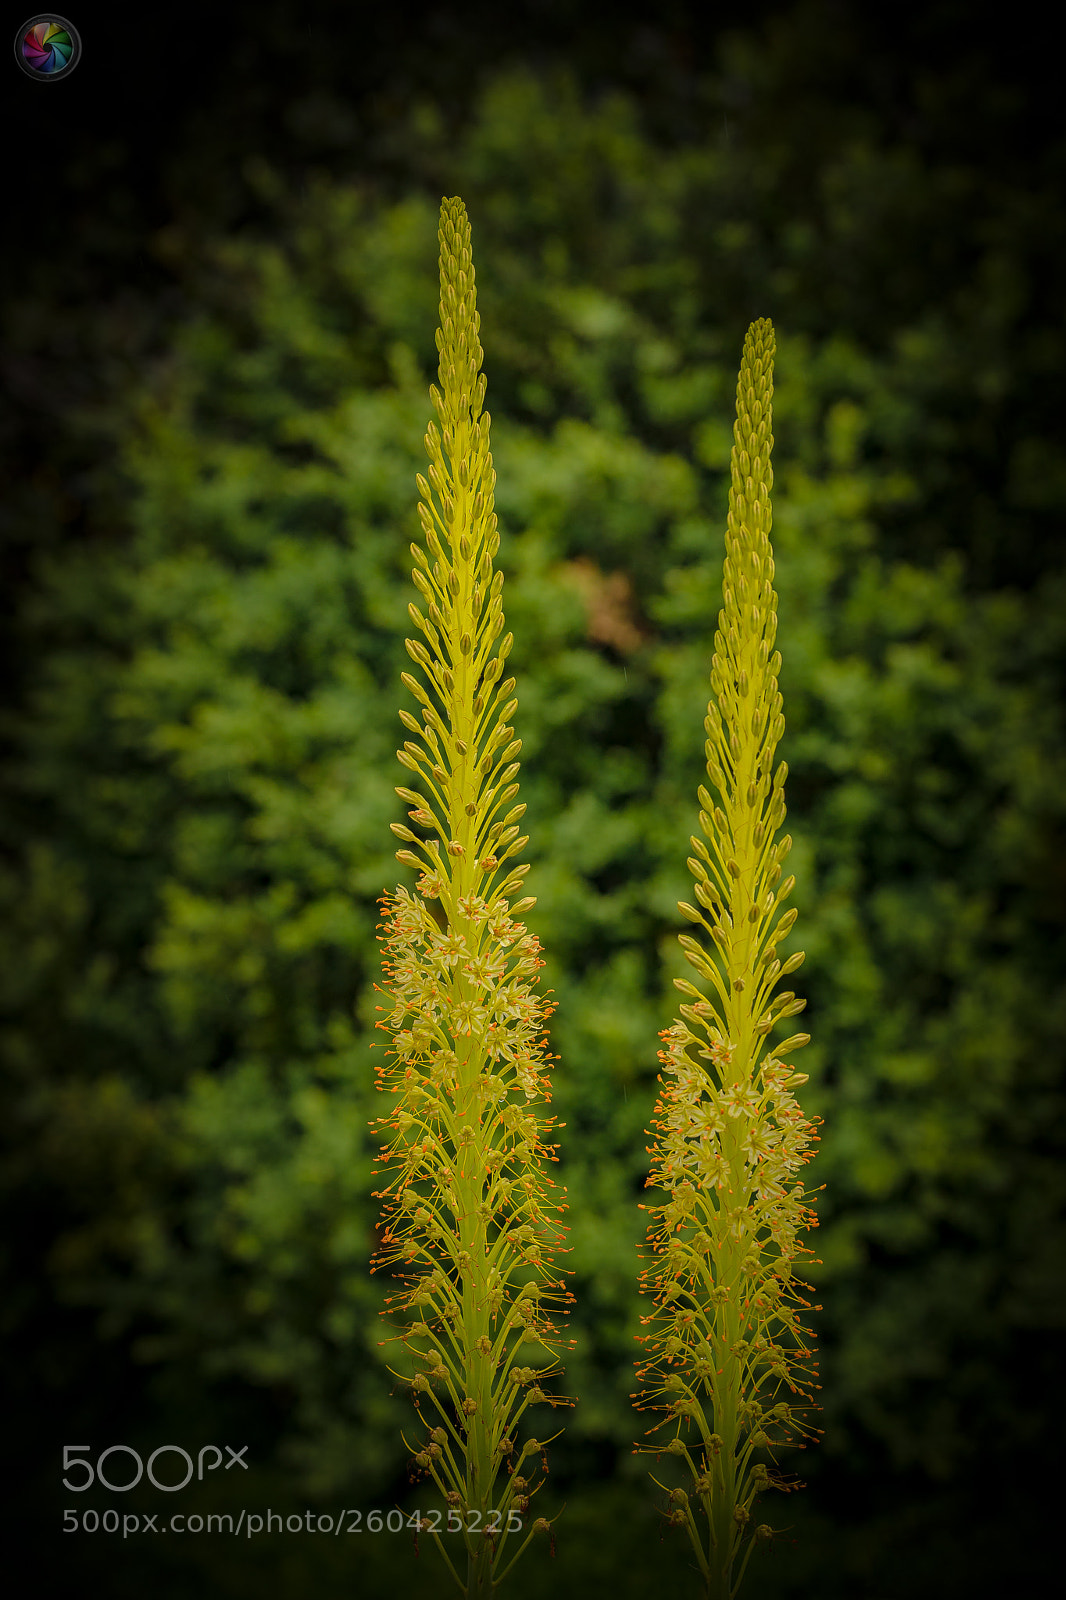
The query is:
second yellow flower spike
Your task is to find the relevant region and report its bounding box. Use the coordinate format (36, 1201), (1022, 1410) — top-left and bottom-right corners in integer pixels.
(634, 319), (823, 1600)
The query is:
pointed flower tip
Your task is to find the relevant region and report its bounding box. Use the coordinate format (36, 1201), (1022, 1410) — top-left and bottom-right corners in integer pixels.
(743, 315), (776, 369)
(439, 194), (471, 251)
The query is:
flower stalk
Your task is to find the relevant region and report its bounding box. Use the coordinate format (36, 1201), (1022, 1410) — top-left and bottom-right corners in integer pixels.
(370, 197), (572, 1599)
(633, 319), (822, 1600)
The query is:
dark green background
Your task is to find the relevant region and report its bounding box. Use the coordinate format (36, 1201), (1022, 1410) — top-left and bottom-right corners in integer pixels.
(2, 4), (1062, 1596)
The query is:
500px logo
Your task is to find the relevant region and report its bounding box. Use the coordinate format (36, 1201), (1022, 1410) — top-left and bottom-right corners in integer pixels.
(63, 1444), (249, 1493)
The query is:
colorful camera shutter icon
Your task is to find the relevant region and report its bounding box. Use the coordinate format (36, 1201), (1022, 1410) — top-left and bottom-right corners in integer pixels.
(15, 14), (82, 79)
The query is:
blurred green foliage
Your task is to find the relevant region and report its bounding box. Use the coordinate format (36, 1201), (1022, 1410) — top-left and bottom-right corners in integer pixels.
(3, 35), (1064, 1600)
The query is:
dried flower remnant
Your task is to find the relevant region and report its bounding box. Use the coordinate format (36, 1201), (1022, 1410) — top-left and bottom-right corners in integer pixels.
(370, 197), (573, 1598)
(633, 319), (823, 1600)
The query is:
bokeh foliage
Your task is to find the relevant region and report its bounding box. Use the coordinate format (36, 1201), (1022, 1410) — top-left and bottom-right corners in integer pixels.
(3, 30), (1063, 1600)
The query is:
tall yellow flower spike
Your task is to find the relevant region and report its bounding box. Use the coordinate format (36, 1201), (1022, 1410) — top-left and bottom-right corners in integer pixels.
(370, 197), (573, 1598)
(633, 320), (822, 1600)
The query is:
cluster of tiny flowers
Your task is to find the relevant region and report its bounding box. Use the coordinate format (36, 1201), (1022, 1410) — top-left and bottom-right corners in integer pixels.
(632, 1030), (822, 1588)
(370, 883), (572, 1579)
(654, 1031), (816, 1231)
(637, 1027), (821, 1399)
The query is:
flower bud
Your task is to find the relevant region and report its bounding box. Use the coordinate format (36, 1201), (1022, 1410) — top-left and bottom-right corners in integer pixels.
(776, 1032), (811, 1054)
